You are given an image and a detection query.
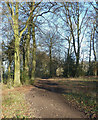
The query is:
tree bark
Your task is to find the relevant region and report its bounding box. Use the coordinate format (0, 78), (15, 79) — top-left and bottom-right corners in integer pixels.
(24, 26), (30, 84)
(31, 22), (36, 84)
(75, 3), (80, 77)
(6, 2), (34, 86)
(7, 63), (12, 88)
(13, 3), (21, 86)
(49, 38), (52, 77)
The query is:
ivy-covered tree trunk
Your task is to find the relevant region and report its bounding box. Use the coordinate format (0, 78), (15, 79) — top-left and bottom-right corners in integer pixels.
(6, 2), (33, 86)
(31, 22), (36, 84)
(6, 2), (21, 86)
(13, 3), (21, 87)
(22, 39), (25, 84)
(24, 26), (30, 84)
(14, 38), (21, 86)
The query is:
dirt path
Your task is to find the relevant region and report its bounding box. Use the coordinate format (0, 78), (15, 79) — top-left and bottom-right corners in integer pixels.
(25, 79), (86, 118)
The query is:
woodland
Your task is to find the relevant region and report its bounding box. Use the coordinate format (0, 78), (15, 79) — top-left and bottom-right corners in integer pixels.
(1, 2), (98, 87)
(0, 1), (98, 119)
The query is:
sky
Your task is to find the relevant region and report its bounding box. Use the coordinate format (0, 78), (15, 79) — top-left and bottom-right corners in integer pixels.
(38, 2), (96, 62)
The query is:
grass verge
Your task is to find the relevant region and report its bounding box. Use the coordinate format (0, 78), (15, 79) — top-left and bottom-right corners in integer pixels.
(58, 79), (97, 118)
(2, 88), (33, 118)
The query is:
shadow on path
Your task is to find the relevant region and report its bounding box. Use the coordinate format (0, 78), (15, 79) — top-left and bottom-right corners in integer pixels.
(34, 79), (69, 94)
(26, 79), (86, 118)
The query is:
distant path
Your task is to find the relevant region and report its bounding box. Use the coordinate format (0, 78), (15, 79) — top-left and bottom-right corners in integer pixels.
(25, 79), (86, 118)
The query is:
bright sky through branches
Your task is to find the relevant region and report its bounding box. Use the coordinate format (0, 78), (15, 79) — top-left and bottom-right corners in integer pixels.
(0, 0), (98, 2)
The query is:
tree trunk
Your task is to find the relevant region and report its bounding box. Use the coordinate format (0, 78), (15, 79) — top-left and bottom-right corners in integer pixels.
(25, 26), (30, 84)
(92, 27), (97, 76)
(96, 2), (98, 62)
(0, 49), (2, 83)
(67, 37), (71, 77)
(22, 40), (25, 84)
(7, 63), (12, 88)
(88, 36), (92, 75)
(6, 2), (33, 86)
(14, 39), (21, 86)
(94, 64), (97, 76)
(31, 22), (36, 84)
(66, 3), (80, 76)
(75, 3), (80, 77)
(13, 3), (21, 87)
(49, 42), (52, 78)
(95, 2), (98, 76)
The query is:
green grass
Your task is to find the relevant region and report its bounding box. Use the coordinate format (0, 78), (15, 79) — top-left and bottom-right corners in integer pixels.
(2, 91), (33, 118)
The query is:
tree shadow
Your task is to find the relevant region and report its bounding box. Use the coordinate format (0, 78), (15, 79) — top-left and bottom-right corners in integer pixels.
(33, 79), (70, 94)
(32, 78), (98, 95)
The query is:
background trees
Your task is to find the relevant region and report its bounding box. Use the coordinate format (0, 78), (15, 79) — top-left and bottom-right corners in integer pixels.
(38, 30), (61, 77)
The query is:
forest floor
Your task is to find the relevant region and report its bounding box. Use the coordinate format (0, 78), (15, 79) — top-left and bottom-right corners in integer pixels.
(1, 77), (98, 118)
